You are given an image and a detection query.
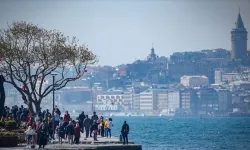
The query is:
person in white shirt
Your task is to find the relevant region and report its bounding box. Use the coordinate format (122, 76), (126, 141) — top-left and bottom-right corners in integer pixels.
(25, 126), (35, 145)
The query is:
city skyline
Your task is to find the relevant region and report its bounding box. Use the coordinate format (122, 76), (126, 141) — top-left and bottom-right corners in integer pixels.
(0, 0), (250, 66)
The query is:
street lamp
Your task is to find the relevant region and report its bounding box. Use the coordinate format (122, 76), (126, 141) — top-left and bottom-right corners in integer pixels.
(51, 73), (57, 139)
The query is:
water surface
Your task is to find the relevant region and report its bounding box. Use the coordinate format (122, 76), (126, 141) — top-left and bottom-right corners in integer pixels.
(110, 117), (250, 150)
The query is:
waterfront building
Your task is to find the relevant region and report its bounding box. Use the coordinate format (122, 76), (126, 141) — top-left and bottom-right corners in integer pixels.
(217, 89), (232, 114)
(96, 91), (124, 111)
(167, 90), (180, 112)
(133, 93), (140, 111)
(157, 92), (168, 112)
(180, 75), (209, 87)
(180, 89), (198, 115)
(196, 88), (219, 115)
(139, 88), (168, 113)
(139, 89), (154, 113)
(231, 10), (248, 60)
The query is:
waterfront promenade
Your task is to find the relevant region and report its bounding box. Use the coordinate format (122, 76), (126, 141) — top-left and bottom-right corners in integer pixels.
(0, 135), (142, 150)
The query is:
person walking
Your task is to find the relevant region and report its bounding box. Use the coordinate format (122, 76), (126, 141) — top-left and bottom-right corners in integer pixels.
(83, 115), (91, 140)
(74, 123), (81, 144)
(121, 121), (129, 145)
(66, 121), (74, 145)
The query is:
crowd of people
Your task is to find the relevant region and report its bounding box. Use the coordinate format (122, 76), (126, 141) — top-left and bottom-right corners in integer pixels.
(1, 105), (130, 148)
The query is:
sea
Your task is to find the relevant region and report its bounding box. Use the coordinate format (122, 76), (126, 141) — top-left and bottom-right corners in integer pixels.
(109, 116), (250, 150)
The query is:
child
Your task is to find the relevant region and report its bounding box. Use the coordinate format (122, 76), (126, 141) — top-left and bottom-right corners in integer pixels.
(25, 126), (35, 146)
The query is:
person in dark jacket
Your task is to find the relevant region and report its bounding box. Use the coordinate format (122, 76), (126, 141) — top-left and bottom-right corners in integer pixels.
(91, 120), (98, 141)
(83, 115), (91, 140)
(78, 111), (85, 132)
(90, 112), (98, 137)
(74, 123), (81, 144)
(20, 111), (26, 122)
(121, 121), (129, 145)
(57, 122), (65, 144)
(66, 121), (74, 145)
(48, 118), (53, 139)
(38, 124), (47, 149)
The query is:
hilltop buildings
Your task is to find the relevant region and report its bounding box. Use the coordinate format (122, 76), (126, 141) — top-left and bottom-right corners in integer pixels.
(4, 11), (249, 116)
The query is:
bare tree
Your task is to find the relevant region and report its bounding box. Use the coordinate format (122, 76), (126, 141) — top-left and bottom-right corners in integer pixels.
(0, 21), (97, 115)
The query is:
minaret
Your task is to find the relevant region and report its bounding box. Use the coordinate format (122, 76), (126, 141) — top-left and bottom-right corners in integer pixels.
(231, 8), (248, 60)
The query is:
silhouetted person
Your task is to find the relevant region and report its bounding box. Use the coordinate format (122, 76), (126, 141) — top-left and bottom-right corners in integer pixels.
(38, 124), (47, 149)
(121, 121), (129, 145)
(78, 111), (85, 132)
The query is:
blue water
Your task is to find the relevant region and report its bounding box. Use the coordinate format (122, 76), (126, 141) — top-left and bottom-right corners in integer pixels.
(110, 117), (250, 150)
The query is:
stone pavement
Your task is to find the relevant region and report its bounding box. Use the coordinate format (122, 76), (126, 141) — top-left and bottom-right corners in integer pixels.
(51, 134), (134, 144)
(0, 133), (141, 150)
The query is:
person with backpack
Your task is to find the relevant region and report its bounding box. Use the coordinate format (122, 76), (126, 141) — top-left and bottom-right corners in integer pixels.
(66, 121), (74, 145)
(57, 122), (65, 144)
(121, 121), (129, 145)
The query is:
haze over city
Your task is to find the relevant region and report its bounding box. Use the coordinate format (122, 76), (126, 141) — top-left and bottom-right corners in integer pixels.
(0, 0), (250, 66)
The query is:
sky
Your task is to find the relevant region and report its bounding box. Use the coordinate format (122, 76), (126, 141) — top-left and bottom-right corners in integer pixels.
(0, 0), (250, 66)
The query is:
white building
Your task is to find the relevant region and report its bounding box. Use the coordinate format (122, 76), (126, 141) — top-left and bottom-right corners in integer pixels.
(180, 75), (209, 87)
(157, 92), (168, 111)
(133, 93), (140, 111)
(215, 70), (223, 84)
(123, 88), (133, 111)
(139, 89), (154, 112)
(139, 88), (169, 113)
(96, 91), (124, 111)
(168, 90), (180, 112)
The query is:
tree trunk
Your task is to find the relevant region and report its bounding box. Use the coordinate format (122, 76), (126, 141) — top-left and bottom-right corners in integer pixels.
(27, 101), (35, 116)
(0, 75), (6, 118)
(34, 101), (41, 115)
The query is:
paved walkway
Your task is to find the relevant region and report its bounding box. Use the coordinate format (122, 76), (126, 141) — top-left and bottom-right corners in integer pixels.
(51, 134), (133, 144)
(0, 133), (139, 150)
